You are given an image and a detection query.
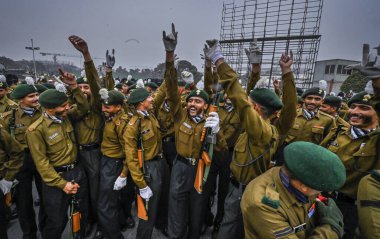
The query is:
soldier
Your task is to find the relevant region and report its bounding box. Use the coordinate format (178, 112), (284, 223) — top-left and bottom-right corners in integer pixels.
(0, 75), (17, 113)
(320, 91), (379, 239)
(97, 88), (129, 239)
(203, 39), (297, 239)
(124, 85), (168, 239)
(68, 35), (107, 238)
(241, 141), (346, 239)
(1, 81), (47, 239)
(146, 82), (159, 93)
(25, 72), (90, 238)
(162, 24), (223, 239)
(320, 95), (348, 126)
(0, 125), (24, 239)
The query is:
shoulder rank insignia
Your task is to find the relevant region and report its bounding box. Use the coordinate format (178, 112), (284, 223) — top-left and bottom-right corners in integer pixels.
(261, 184), (280, 209)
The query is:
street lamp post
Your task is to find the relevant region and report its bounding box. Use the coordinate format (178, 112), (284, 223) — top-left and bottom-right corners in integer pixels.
(25, 38), (40, 80)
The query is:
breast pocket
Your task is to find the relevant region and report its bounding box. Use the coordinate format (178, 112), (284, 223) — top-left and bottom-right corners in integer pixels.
(14, 126), (26, 143)
(46, 133), (65, 151)
(178, 124), (193, 149)
(311, 126), (324, 143)
(142, 129), (155, 149)
(285, 124), (300, 143)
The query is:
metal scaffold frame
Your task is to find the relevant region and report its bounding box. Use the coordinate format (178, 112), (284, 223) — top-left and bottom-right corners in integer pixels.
(219, 0), (323, 89)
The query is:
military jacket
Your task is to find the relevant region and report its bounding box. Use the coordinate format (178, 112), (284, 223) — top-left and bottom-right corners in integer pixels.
(0, 95), (17, 113)
(101, 110), (129, 161)
(26, 87), (89, 189)
(218, 63), (297, 185)
(156, 100), (174, 138)
(74, 60), (105, 145)
(0, 125), (24, 181)
(218, 106), (242, 148)
(1, 106), (42, 149)
(241, 167), (339, 239)
(284, 109), (334, 145)
(320, 125), (380, 199)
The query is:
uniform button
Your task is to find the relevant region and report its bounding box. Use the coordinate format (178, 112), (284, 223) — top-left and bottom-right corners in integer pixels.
(195, 133), (197, 136)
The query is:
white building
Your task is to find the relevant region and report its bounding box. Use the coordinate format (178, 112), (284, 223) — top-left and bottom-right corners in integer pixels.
(312, 59), (360, 94)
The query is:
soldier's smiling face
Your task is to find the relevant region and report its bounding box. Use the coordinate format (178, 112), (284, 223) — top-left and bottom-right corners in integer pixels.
(348, 103), (378, 129)
(187, 96), (208, 117)
(50, 101), (70, 117)
(102, 104), (121, 117)
(78, 83), (91, 99)
(20, 92), (39, 108)
(303, 95), (323, 112)
(319, 103), (337, 116)
(138, 96), (154, 111)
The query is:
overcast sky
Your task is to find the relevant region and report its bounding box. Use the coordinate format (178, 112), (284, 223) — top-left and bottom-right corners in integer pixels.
(1, 0), (380, 71)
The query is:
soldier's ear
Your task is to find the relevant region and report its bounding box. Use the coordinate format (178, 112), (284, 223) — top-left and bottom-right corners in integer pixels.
(203, 103), (209, 111)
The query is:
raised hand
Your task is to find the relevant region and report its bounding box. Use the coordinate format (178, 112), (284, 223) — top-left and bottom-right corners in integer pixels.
(279, 50), (293, 75)
(106, 49), (115, 68)
(58, 68), (77, 89)
(162, 23), (178, 52)
(245, 39), (262, 64)
(68, 35), (89, 55)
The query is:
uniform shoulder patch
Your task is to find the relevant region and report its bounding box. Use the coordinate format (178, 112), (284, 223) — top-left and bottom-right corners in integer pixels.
(128, 116), (138, 126)
(0, 110), (12, 119)
(261, 184), (280, 209)
(28, 117), (43, 131)
(274, 227), (293, 238)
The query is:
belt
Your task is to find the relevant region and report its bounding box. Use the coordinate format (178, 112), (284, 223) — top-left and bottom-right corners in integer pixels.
(163, 136), (175, 143)
(79, 143), (100, 151)
(230, 176), (246, 191)
(147, 153), (164, 162)
(54, 161), (78, 173)
(177, 155), (197, 166)
(336, 193), (357, 204)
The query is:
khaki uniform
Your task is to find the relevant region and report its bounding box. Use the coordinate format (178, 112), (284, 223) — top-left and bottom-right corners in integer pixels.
(284, 109), (334, 145)
(320, 125), (380, 238)
(0, 96), (17, 113)
(216, 62), (297, 239)
(241, 167), (339, 239)
(1, 106), (44, 237)
(357, 171), (380, 239)
(334, 115), (349, 128)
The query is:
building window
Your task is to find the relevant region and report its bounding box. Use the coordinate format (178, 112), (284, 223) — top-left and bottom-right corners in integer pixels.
(324, 64), (336, 75)
(325, 65), (330, 74)
(337, 65), (343, 74)
(329, 65), (335, 74)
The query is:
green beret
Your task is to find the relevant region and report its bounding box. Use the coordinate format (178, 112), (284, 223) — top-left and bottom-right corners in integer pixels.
(323, 96), (342, 109)
(284, 141), (346, 191)
(296, 87), (304, 96)
(249, 88), (283, 111)
(10, 84), (39, 100)
(41, 83), (55, 89)
(348, 91), (372, 107)
(36, 85), (48, 94)
(101, 90), (125, 105)
(302, 87), (324, 99)
(126, 80), (135, 87)
(115, 83), (123, 90)
(128, 88), (150, 104)
(186, 89), (209, 104)
(297, 96), (304, 104)
(146, 82), (159, 89)
(77, 77), (88, 85)
(39, 89), (68, 109)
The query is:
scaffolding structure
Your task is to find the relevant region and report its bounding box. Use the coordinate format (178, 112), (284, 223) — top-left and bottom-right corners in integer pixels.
(219, 0), (323, 89)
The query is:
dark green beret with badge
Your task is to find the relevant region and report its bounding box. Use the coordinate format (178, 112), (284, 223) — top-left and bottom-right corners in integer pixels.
(348, 91), (372, 107)
(186, 89), (209, 104)
(99, 89), (125, 105)
(39, 89), (68, 109)
(128, 88), (150, 104)
(10, 84), (39, 100)
(302, 87), (324, 99)
(146, 82), (159, 90)
(284, 141), (346, 192)
(323, 96), (342, 109)
(76, 77), (88, 85)
(249, 88), (283, 111)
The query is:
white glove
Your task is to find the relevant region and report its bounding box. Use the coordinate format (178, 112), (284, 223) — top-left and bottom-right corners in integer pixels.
(139, 186), (153, 200)
(136, 79), (145, 88)
(204, 112), (220, 134)
(163, 23), (178, 52)
(106, 49), (115, 68)
(113, 176), (127, 190)
(204, 39), (224, 65)
(0, 179), (13, 195)
(181, 71), (194, 84)
(245, 39), (262, 64)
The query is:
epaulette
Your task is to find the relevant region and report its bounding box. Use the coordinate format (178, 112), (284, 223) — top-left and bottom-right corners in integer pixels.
(261, 184), (280, 209)
(28, 117), (44, 131)
(128, 116), (138, 126)
(0, 110), (12, 119)
(319, 111), (335, 120)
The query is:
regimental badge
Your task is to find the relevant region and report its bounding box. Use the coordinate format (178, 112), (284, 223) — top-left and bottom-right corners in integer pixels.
(83, 77), (87, 82)
(0, 82), (3, 87)
(196, 89), (201, 95)
(318, 89), (323, 95)
(363, 94), (371, 102)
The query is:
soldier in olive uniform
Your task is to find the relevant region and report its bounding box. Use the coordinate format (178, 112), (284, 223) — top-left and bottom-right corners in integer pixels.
(0, 125), (24, 239)
(320, 96), (349, 127)
(202, 39), (297, 239)
(321, 91), (380, 239)
(1, 82), (47, 239)
(97, 88), (130, 239)
(241, 141), (346, 239)
(162, 24), (223, 239)
(68, 35), (109, 238)
(124, 86), (169, 239)
(26, 73), (90, 238)
(0, 75), (17, 113)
